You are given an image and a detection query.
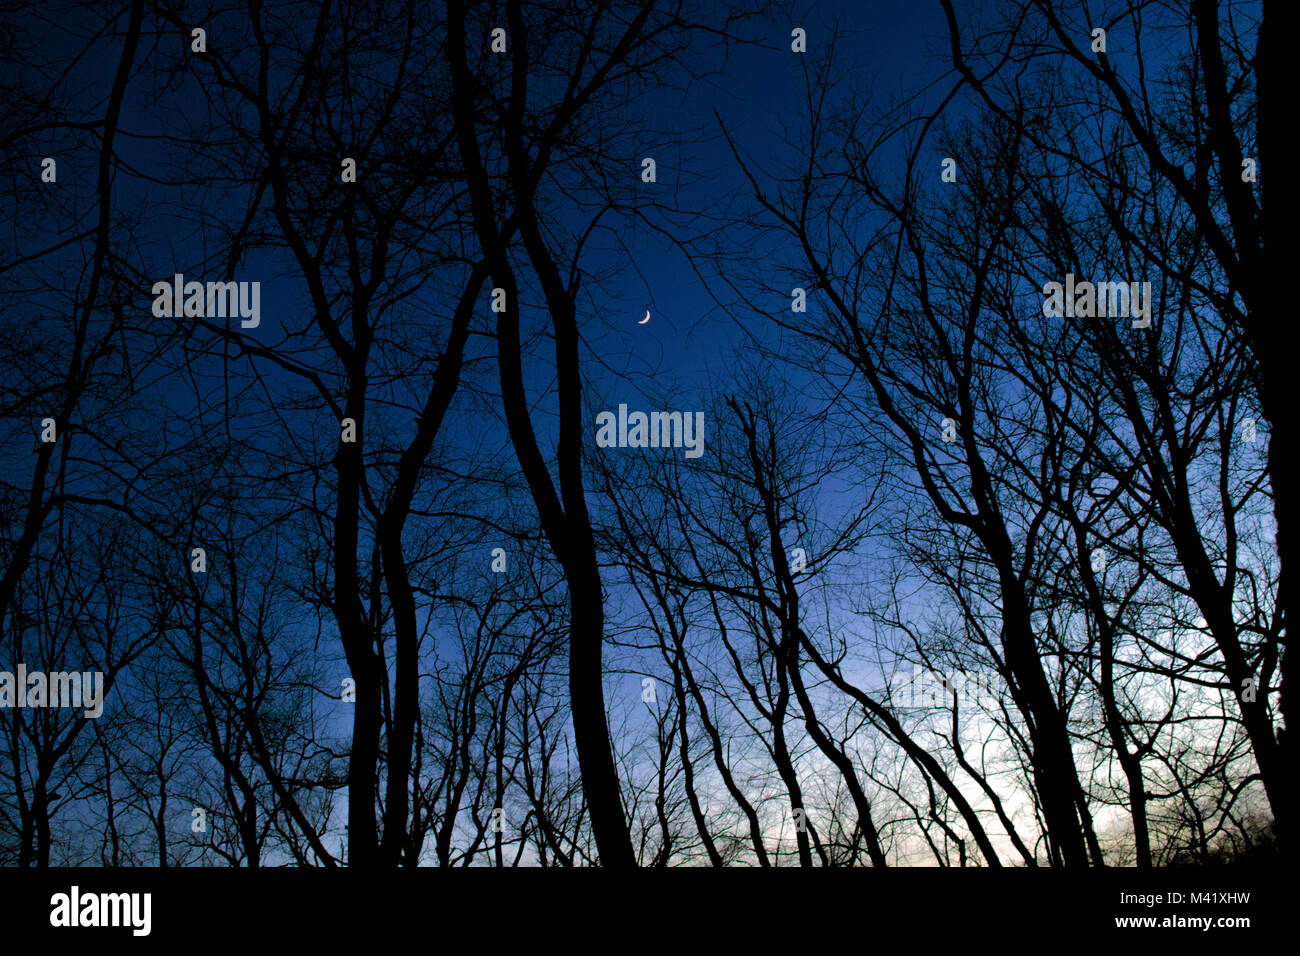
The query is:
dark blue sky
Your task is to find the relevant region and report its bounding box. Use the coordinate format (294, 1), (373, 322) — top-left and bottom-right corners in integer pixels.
(576, 2), (954, 409)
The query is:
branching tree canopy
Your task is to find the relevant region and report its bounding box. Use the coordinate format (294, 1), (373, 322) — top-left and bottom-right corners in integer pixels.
(0, 0), (1284, 869)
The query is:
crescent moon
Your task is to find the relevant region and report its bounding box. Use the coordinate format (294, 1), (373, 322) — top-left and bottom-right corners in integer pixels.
(639, 310), (651, 324)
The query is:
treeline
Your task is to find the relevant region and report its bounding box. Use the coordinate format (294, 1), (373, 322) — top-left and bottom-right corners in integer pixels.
(0, 0), (1285, 866)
